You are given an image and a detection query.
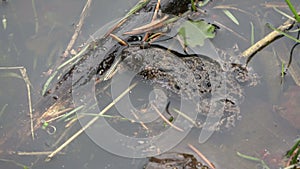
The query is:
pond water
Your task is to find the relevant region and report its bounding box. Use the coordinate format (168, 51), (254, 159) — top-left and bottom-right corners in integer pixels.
(0, 0), (299, 169)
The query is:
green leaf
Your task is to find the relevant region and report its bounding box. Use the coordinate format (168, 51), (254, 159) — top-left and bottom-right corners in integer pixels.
(178, 20), (216, 47)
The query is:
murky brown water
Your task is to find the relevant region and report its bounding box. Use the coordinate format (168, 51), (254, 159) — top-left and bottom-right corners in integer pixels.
(0, 0), (299, 169)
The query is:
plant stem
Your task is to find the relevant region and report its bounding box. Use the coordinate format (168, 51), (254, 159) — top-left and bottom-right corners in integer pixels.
(285, 0), (300, 22)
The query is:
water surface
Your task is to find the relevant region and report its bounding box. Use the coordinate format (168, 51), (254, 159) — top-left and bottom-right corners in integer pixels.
(0, 0), (299, 169)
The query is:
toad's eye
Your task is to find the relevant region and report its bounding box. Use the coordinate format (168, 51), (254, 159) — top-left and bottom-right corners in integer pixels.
(127, 35), (143, 42)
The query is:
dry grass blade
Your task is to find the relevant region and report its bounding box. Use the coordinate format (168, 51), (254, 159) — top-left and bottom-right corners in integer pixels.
(0, 66), (24, 70)
(109, 33), (128, 46)
(45, 82), (137, 162)
(124, 15), (168, 35)
(95, 34), (128, 82)
(65, 115), (82, 128)
(11, 151), (65, 156)
(188, 144), (216, 169)
(147, 32), (163, 43)
(33, 101), (71, 131)
(45, 107), (74, 123)
(62, 0), (92, 57)
(143, 0), (161, 41)
(261, 2), (287, 8)
(19, 68), (34, 140)
(151, 0), (161, 22)
(151, 104), (183, 132)
(172, 108), (197, 126)
(133, 15), (168, 31)
(273, 7), (295, 21)
(0, 67), (34, 140)
(104, 0), (151, 37)
(130, 110), (149, 131)
(213, 5), (253, 16)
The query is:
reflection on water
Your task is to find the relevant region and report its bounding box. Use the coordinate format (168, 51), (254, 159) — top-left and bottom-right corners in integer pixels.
(0, 0), (299, 169)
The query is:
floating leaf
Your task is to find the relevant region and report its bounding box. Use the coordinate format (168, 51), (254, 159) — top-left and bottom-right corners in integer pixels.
(178, 20), (216, 47)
